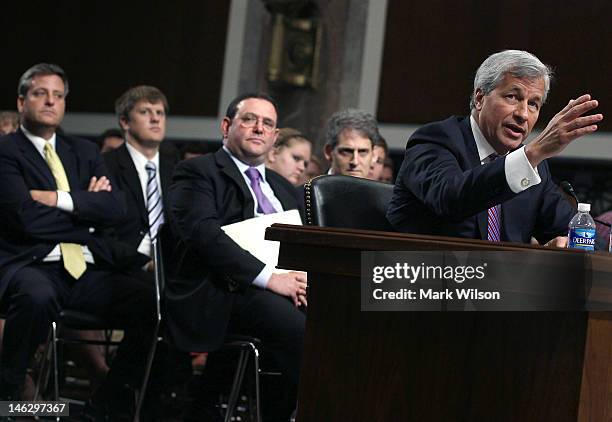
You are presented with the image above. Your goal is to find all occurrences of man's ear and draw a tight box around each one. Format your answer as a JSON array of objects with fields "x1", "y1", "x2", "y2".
[
  {"x1": 220, "y1": 117, "x2": 231, "y2": 139},
  {"x1": 16, "y1": 96, "x2": 24, "y2": 113},
  {"x1": 119, "y1": 116, "x2": 130, "y2": 131},
  {"x1": 323, "y1": 144, "x2": 333, "y2": 161},
  {"x1": 474, "y1": 89, "x2": 485, "y2": 110},
  {"x1": 267, "y1": 148, "x2": 277, "y2": 163}
]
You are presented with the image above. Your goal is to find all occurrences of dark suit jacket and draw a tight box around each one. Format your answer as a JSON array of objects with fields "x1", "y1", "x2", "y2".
[
  {"x1": 0, "y1": 129, "x2": 126, "y2": 301},
  {"x1": 166, "y1": 148, "x2": 301, "y2": 351},
  {"x1": 386, "y1": 116, "x2": 575, "y2": 243},
  {"x1": 103, "y1": 143, "x2": 177, "y2": 269}
]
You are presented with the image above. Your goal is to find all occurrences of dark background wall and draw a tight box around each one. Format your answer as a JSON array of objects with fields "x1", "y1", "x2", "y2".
[
  {"x1": 0, "y1": 2, "x2": 229, "y2": 117},
  {"x1": 2, "y1": 1, "x2": 611, "y2": 214},
  {"x1": 378, "y1": 0, "x2": 612, "y2": 130}
]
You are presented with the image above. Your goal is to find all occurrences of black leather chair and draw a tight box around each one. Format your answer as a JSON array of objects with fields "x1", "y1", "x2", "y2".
[{"x1": 304, "y1": 175, "x2": 395, "y2": 231}]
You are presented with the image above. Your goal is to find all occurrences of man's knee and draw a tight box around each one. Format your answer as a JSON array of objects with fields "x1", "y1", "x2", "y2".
[{"x1": 10, "y1": 276, "x2": 59, "y2": 314}]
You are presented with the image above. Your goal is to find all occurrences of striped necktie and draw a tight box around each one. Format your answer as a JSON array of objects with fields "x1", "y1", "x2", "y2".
[
  {"x1": 487, "y1": 204, "x2": 502, "y2": 242},
  {"x1": 43, "y1": 142, "x2": 87, "y2": 279},
  {"x1": 485, "y1": 153, "x2": 501, "y2": 242},
  {"x1": 145, "y1": 161, "x2": 164, "y2": 239}
]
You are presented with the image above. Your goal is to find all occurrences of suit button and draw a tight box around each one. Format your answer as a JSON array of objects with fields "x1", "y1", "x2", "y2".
[
  {"x1": 32, "y1": 256, "x2": 37, "y2": 260},
  {"x1": 139, "y1": 230, "x2": 145, "y2": 236},
  {"x1": 89, "y1": 227, "x2": 95, "y2": 233}
]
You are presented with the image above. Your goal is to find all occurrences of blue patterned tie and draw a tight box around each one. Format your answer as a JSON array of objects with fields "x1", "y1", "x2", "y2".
[{"x1": 146, "y1": 161, "x2": 164, "y2": 239}]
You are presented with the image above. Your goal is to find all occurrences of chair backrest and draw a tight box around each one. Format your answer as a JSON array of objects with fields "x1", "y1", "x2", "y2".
[{"x1": 304, "y1": 175, "x2": 395, "y2": 231}]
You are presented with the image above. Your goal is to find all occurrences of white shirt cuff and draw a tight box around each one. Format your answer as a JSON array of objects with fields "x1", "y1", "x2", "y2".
[
  {"x1": 252, "y1": 264, "x2": 274, "y2": 289},
  {"x1": 504, "y1": 146, "x2": 541, "y2": 193},
  {"x1": 56, "y1": 191, "x2": 74, "y2": 212}
]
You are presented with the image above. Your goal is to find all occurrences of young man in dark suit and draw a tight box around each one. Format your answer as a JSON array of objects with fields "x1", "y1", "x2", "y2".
[
  {"x1": 167, "y1": 93, "x2": 306, "y2": 421},
  {"x1": 104, "y1": 85, "x2": 177, "y2": 272},
  {"x1": 103, "y1": 86, "x2": 189, "y2": 415},
  {"x1": 0, "y1": 63, "x2": 155, "y2": 418},
  {"x1": 387, "y1": 50, "x2": 603, "y2": 245}
]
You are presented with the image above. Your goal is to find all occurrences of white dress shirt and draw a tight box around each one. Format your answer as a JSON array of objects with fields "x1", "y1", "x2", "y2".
[
  {"x1": 125, "y1": 141, "x2": 161, "y2": 259},
  {"x1": 223, "y1": 146, "x2": 284, "y2": 288},
  {"x1": 469, "y1": 115, "x2": 541, "y2": 192}
]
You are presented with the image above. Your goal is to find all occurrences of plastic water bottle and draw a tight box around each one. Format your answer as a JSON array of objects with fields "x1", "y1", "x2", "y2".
[{"x1": 567, "y1": 203, "x2": 596, "y2": 251}]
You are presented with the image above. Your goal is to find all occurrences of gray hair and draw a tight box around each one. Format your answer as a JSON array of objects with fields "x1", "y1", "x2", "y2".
[
  {"x1": 470, "y1": 50, "x2": 552, "y2": 110},
  {"x1": 18, "y1": 63, "x2": 69, "y2": 97},
  {"x1": 325, "y1": 108, "x2": 381, "y2": 149}
]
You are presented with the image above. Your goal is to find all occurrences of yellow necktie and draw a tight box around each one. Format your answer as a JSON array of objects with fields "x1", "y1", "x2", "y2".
[{"x1": 43, "y1": 142, "x2": 86, "y2": 279}]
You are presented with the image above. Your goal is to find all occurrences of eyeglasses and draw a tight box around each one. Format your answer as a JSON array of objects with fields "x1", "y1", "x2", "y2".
[{"x1": 237, "y1": 113, "x2": 276, "y2": 132}]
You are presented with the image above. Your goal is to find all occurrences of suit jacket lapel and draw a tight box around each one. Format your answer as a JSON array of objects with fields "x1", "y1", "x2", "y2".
[
  {"x1": 266, "y1": 173, "x2": 292, "y2": 211},
  {"x1": 117, "y1": 145, "x2": 147, "y2": 222},
  {"x1": 460, "y1": 117, "x2": 488, "y2": 240},
  {"x1": 159, "y1": 153, "x2": 175, "y2": 215},
  {"x1": 215, "y1": 148, "x2": 254, "y2": 220},
  {"x1": 15, "y1": 129, "x2": 55, "y2": 188},
  {"x1": 55, "y1": 135, "x2": 80, "y2": 191}
]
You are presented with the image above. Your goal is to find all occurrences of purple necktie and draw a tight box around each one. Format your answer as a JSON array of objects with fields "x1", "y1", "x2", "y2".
[
  {"x1": 485, "y1": 153, "x2": 501, "y2": 242},
  {"x1": 245, "y1": 167, "x2": 277, "y2": 214},
  {"x1": 487, "y1": 205, "x2": 501, "y2": 242}
]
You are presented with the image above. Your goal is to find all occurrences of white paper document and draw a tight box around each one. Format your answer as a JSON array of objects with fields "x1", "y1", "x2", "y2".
[{"x1": 221, "y1": 209, "x2": 302, "y2": 269}]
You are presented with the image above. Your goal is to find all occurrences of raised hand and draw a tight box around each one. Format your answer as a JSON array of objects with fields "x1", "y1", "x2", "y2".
[{"x1": 525, "y1": 94, "x2": 603, "y2": 167}]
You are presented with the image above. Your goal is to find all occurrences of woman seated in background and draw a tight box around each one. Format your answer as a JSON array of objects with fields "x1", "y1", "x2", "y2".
[{"x1": 266, "y1": 127, "x2": 312, "y2": 186}]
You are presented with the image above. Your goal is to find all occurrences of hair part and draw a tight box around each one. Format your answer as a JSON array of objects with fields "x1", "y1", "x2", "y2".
[
  {"x1": 115, "y1": 85, "x2": 169, "y2": 124},
  {"x1": 324, "y1": 108, "x2": 381, "y2": 149},
  {"x1": 225, "y1": 92, "x2": 278, "y2": 120},
  {"x1": 372, "y1": 135, "x2": 388, "y2": 155},
  {"x1": 274, "y1": 127, "x2": 311, "y2": 150},
  {"x1": 98, "y1": 128, "x2": 123, "y2": 142},
  {"x1": 470, "y1": 50, "x2": 553, "y2": 110},
  {"x1": 18, "y1": 63, "x2": 69, "y2": 97}
]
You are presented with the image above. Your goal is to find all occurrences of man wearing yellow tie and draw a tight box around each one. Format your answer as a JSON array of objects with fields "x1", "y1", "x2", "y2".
[{"x1": 0, "y1": 63, "x2": 155, "y2": 418}]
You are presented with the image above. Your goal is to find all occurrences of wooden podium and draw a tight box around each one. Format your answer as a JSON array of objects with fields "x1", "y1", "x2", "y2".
[{"x1": 266, "y1": 224, "x2": 612, "y2": 422}]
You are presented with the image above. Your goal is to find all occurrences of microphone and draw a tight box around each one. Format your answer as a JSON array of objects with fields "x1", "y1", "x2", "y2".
[
  {"x1": 561, "y1": 181, "x2": 611, "y2": 228},
  {"x1": 560, "y1": 181, "x2": 580, "y2": 206}
]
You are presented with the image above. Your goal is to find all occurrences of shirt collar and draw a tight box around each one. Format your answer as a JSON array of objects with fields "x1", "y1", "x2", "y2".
[
  {"x1": 469, "y1": 115, "x2": 498, "y2": 163},
  {"x1": 125, "y1": 141, "x2": 159, "y2": 169},
  {"x1": 21, "y1": 125, "x2": 56, "y2": 156},
  {"x1": 223, "y1": 146, "x2": 267, "y2": 181}
]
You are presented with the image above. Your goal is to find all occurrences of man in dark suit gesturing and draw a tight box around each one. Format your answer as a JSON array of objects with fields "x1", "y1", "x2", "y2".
[
  {"x1": 387, "y1": 50, "x2": 603, "y2": 245},
  {"x1": 167, "y1": 93, "x2": 306, "y2": 420},
  {"x1": 0, "y1": 64, "x2": 154, "y2": 417}
]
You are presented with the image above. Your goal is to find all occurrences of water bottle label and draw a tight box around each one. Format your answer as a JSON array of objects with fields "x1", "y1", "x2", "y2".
[{"x1": 568, "y1": 228, "x2": 596, "y2": 250}]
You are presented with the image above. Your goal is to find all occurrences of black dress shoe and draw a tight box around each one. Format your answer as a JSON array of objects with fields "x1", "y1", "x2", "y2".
[
  {"x1": 0, "y1": 383, "x2": 21, "y2": 421},
  {"x1": 181, "y1": 398, "x2": 224, "y2": 422},
  {"x1": 0, "y1": 382, "x2": 20, "y2": 401},
  {"x1": 81, "y1": 398, "x2": 132, "y2": 422},
  {"x1": 81, "y1": 383, "x2": 135, "y2": 422}
]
